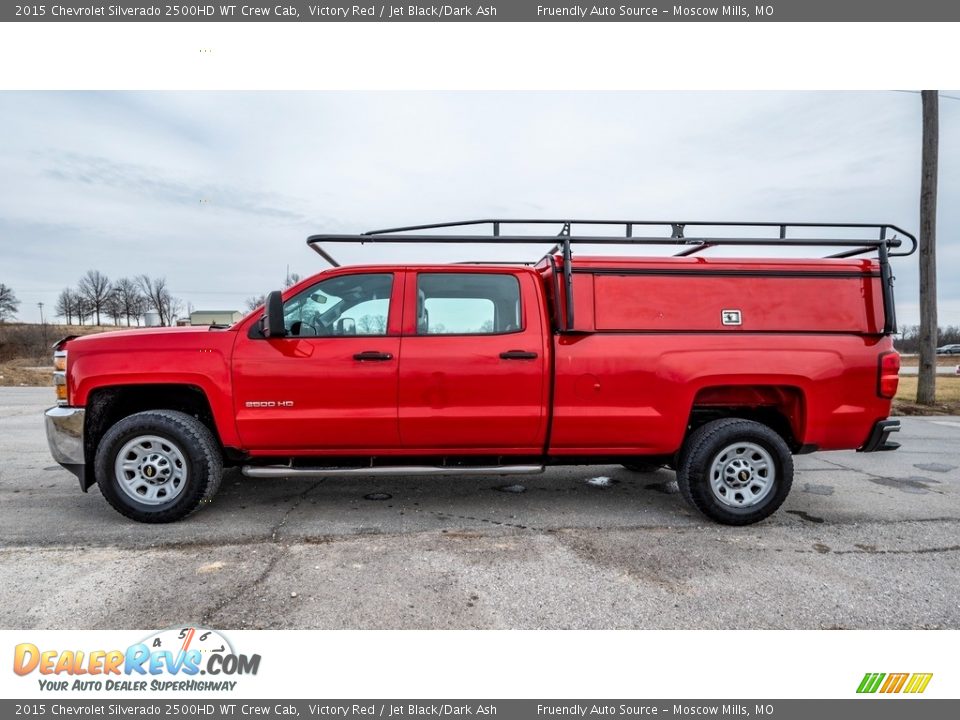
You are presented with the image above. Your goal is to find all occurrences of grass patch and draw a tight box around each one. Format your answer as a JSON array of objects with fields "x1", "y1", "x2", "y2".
[
  {"x1": 893, "y1": 375, "x2": 960, "y2": 416},
  {"x1": 899, "y1": 355, "x2": 960, "y2": 368},
  {"x1": 0, "y1": 359, "x2": 53, "y2": 387}
]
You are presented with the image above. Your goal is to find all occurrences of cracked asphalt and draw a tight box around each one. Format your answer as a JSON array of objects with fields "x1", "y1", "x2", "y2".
[{"x1": 1, "y1": 387, "x2": 959, "y2": 629}]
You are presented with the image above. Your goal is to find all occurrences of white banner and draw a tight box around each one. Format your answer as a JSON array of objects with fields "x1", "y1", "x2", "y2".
[{"x1": 3, "y1": 629, "x2": 956, "y2": 699}]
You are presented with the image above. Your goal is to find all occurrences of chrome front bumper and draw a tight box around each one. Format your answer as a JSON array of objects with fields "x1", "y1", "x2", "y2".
[{"x1": 45, "y1": 406, "x2": 85, "y2": 466}]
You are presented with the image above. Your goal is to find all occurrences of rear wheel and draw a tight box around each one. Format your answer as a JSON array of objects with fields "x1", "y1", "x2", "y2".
[
  {"x1": 95, "y1": 410, "x2": 222, "y2": 523},
  {"x1": 677, "y1": 418, "x2": 792, "y2": 526}
]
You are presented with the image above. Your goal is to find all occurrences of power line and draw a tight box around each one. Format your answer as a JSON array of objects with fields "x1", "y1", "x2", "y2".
[{"x1": 892, "y1": 90, "x2": 960, "y2": 102}]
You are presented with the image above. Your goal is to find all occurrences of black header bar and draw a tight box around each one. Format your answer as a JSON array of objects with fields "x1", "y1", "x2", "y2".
[{"x1": 5, "y1": 1, "x2": 960, "y2": 22}]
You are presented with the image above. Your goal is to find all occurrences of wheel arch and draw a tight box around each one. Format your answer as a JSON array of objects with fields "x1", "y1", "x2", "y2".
[
  {"x1": 687, "y1": 384, "x2": 807, "y2": 453},
  {"x1": 82, "y1": 384, "x2": 225, "y2": 490}
]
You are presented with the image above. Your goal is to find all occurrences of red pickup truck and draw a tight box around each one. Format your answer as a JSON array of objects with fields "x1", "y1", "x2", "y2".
[{"x1": 45, "y1": 219, "x2": 913, "y2": 525}]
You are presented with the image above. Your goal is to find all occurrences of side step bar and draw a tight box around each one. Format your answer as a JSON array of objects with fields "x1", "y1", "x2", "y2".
[{"x1": 241, "y1": 464, "x2": 545, "y2": 479}]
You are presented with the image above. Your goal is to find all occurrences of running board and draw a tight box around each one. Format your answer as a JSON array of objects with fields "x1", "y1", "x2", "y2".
[{"x1": 241, "y1": 464, "x2": 545, "y2": 479}]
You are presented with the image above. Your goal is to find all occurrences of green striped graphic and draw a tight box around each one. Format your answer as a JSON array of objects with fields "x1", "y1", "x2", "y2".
[{"x1": 857, "y1": 673, "x2": 886, "y2": 693}]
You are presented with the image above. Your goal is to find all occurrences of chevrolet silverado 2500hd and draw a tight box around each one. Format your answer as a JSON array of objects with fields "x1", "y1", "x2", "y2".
[{"x1": 45, "y1": 219, "x2": 913, "y2": 525}]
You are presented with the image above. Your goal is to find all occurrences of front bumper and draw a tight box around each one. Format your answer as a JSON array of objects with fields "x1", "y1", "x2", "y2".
[
  {"x1": 859, "y1": 419, "x2": 900, "y2": 453},
  {"x1": 45, "y1": 406, "x2": 88, "y2": 488}
]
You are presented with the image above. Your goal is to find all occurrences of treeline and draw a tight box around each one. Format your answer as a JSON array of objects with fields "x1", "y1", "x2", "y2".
[
  {"x1": 895, "y1": 325, "x2": 960, "y2": 353},
  {"x1": 55, "y1": 271, "x2": 183, "y2": 327},
  {"x1": 0, "y1": 282, "x2": 19, "y2": 323}
]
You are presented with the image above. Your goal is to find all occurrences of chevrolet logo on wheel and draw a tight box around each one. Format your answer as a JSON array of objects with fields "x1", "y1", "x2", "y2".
[{"x1": 857, "y1": 672, "x2": 933, "y2": 694}]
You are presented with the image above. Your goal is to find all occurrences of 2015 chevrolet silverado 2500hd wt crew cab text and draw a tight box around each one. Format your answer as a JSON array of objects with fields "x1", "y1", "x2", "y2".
[{"x1": 44, "y1": 219, "x2": 914, "y2": 525}]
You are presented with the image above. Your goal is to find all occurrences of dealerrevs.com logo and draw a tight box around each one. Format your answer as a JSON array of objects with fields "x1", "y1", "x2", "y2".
[
  {"x1": 857, "y1": 672, "x2": 933, "y2": 694},
  {"x1": 13, "y1": 627, "x2": 261, "y2": 692}
]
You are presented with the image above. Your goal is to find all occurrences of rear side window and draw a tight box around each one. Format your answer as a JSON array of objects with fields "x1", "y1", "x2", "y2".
[{"x1": 416, "y1": 273, "x2": 521, "y2": 335}]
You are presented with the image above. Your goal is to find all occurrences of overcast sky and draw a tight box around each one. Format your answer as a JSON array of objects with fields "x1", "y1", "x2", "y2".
[{"x1": 0, "y1": 91, "x2": 957, "y2": 327}]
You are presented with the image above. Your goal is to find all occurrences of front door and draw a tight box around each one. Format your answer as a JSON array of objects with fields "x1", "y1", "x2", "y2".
[
  {"x1": 232, "y1": 271, "x2": 403, "y2": 452},
  {"x1": 397, "y1": 270, "x2": 549, "y2": 453}
]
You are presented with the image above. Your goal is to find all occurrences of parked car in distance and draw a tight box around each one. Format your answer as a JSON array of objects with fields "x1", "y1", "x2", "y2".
[
  {"x1": 45, "y1": 219, "x2": 916, "y2": 526},
  {"x1": 936, "y1": 344, "x2": 960, "y2": 355}
]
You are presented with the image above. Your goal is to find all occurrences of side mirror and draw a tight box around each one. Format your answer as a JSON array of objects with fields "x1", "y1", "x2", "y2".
[
  {"x1": 336, "y1": 317, "x2": 356, "y2": 336},
  {"x1": 260, "y1": 290, "x2": 286, "y2": 338}
]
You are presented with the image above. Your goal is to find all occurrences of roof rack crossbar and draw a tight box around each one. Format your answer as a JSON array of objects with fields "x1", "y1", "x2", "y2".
[
  {"x1": 314, "y1": 218, "x2": 915, "y2": 256},
  {"x1": 352, "y1": 217, "x2": 913, "y2": 243},
  {"x1": 312, "y1": 233, "x2": 905, "y2": 248}
]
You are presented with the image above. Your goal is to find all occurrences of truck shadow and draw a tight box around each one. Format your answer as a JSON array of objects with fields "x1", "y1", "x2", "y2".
[{"x1": 207, "y1": 465, "x2": 703, "y2": 537}]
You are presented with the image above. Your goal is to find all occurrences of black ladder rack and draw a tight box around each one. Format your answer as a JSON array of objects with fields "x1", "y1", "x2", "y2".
[{"x1": 306, "y1": 219, "x2": 917, "y2": 335}]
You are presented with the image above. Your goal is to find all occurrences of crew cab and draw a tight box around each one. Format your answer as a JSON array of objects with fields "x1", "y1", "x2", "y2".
[{"x1": 45, "y1": 219, "x2": 914, "y2": 525}]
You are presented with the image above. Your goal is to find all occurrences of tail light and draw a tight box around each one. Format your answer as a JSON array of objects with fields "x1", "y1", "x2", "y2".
[
  {"x1": 878, "y1": 351, "x2": 900, "y2": 399},
  {"x1": 53, "y1": 349, "x2": 68, "y2": 406}
]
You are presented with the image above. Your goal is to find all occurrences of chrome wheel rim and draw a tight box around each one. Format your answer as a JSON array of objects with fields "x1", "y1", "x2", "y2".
[
  {"x1": 709, "y1": 441, "x2": 775, "y2": 508},
  {"x1": 114, "y1": 435, "x2": 188, "y2": 505}
]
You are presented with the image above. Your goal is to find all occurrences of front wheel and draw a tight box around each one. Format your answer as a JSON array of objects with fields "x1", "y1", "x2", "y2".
[
  {"x1": 676, "y1": 418, "x2": 793, "y2": 526},
  {"x1": 95, "y1": 410, "x2": 223, "y2": 523}
]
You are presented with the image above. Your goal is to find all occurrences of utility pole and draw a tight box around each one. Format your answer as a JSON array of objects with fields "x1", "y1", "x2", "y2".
[
  {"x1": 37, "y1": 301, "x2": 48, "y2": 348},
  {"x1": 917, "y1": 90, "x2": 939, "y2": 405}
]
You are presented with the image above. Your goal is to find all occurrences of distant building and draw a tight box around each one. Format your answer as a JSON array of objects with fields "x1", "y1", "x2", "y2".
[
  {"x1": 143, "y1": 310, "x2": 161, "y2": 327},
  {"x1": 189, "y1": 310, "x2": 243, "y2": 326}
]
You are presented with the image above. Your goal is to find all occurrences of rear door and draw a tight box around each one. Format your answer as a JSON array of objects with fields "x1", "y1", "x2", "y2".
[{"x1": 397, "y1": 269, "x2": 549, "y2": 452}]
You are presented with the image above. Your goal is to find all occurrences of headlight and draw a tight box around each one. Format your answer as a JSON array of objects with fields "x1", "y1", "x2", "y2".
[{"x1": 53, "y1": 350, "x2": 68, "y2": 405}]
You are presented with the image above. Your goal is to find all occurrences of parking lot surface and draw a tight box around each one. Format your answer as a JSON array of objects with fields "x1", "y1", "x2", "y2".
[{"x1": 1, "y1": 387, "x2": 958, "y2": 630}]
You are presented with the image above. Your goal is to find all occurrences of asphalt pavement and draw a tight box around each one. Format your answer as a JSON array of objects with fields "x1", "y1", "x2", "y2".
[{"x1": 1, "y1": 387, "x2": 958, "y2": 630}]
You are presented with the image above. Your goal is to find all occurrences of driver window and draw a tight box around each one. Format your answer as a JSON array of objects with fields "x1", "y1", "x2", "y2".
[{"x1": 282, "y1": 273, "x2": 393, "y2": 337}]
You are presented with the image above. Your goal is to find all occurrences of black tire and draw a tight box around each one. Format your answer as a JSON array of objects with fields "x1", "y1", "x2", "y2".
[
  {"x1": 621, "y1": 462, "x2": 663, "y2": 473},
  {"x1": 95, "y1": 410, "x2": 223, "y2": 523},
  {"x1": 676, "y1": 418, "x2": 793, "y2": 526}
]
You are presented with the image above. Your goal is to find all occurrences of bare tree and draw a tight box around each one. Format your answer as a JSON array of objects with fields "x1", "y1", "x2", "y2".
[
  {"x1": 168, "y1": 295, "x2": 184, "y2": 324},
  {"x1": 136, "y1": 275, "x2": 182, "y2": 326},
  {"x1": 0, "y1": 283, "x2": 19, "y2": 322},
  {"x1": 137, "y1": 275, "x2": 164, "y2": 325},
  {"x1": 356, "y1": 314, "x2": 387, "y2": 334},
  {"x1": 75, "y1": 293, "x2": 93, "y2": 325},
  {"x1": 917, "y1": 90, "x2": 939, "y2": 405},
  {"x1": 73, "y1": 294, "x2": 85, "y2": 325},
  {"x1": 104, "y1": 287, "x2": 125, "y2": 326},
  {"x1": 113, "y1": 277, "x2": 144, "y2": 326},
  {"x1": 246, "y1": 294, "x2": 266, "y2": 311},
  {"x1": 55, "y1": 288, "x2": 77, "y2": 325},
  {"x1": 129, "y1": 292, "x2": 148, "y2": 326},
  {"x1": 77, "y1": 270, "x2": 112, "y2": 326}
]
